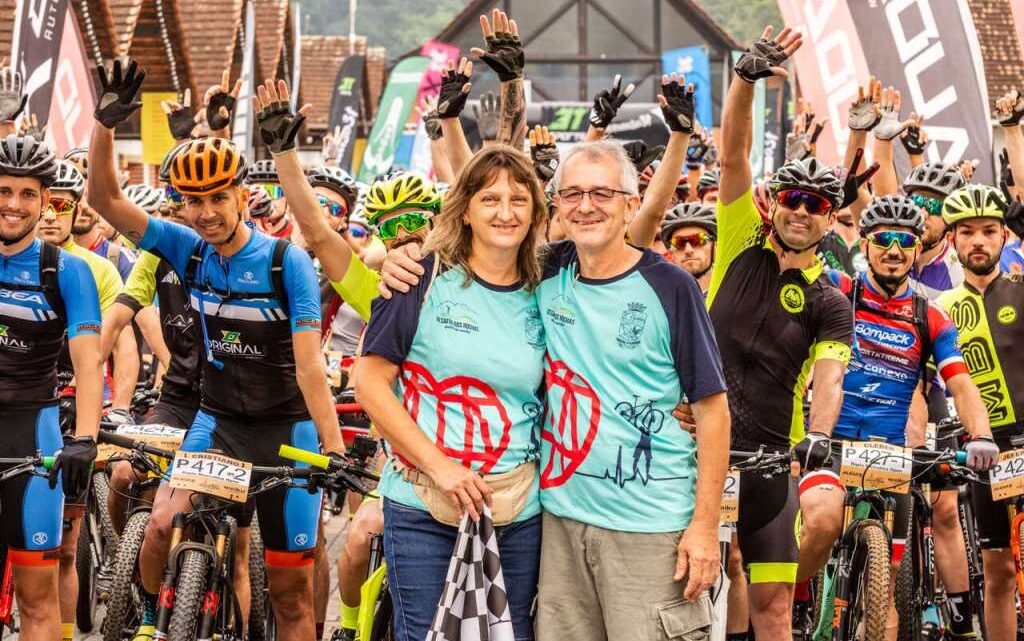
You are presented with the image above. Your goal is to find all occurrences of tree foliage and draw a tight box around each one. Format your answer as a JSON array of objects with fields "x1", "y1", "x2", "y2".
[
  {"x1": 692, "y1": 0, "x2": 784, "y2": 46},
  {"x1": 300, "y1": 0, "x2": 466, "y2": 58}
]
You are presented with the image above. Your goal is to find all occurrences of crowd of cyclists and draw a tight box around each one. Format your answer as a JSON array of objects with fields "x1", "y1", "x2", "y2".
[{"x1": 0, "y1": 7, "x2": 1023, "y2": 641}]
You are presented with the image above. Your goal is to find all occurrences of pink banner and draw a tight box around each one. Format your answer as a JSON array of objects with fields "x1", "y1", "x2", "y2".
[
  {"x1": 47, "y1": 7, "x2": 96, "y2": 155},
  {"x1": 1011, "y1": 0, "x2": 1024, "y2": 62},
  {"x1": 418, "y1": 40, "x2": 461, "y2": 102},
  {"x1": 775, "y1": 0, "x2": 871, "y2": 164}
]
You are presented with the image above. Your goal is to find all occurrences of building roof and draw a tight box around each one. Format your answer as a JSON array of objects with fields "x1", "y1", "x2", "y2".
[
  {"x1": 300, "y1": 35, "x2": 385, "y2": 131},
  {"x1": 178, "y1": 0, "x2": 244, "y2": 96},
  {"x1": 969, "y1": 0, "x2": 1024, "y2": 106},
  {"x1": 124, "y1": 0, "x2": 195, "y2": 94},
  {"x1": 254, "y1": 0, "x2": 289, "y2": 78},
  {"x1": 108, "y1": 0, "x2": 145, "y2": 54}
]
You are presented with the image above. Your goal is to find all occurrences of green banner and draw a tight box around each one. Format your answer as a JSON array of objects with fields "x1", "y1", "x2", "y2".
[{"x1": 358, "y1": 56, "x2": 430, "y2": 182}]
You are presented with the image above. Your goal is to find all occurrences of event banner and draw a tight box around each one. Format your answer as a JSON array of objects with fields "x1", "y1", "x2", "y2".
[
  {"x1": 777, "y1": 0, "x2": 993, "y2": 181},
  {"x1": 10, "y1": 0, "x2": 70, "y2": 128},
  {"x1": 661, "y1": 46, "x2": 712, "y2": 131},
  {"x1": 358, "y1": 56, "x2": 429, "y2": 182},
  {"x1": 326, "y1": 54, "x2": 365, "y2": 171},
  {"x1": 47, "y1": 5, "x2": 95, "y2": 154},
  {"x1": 418, "y1": 40, "x2": 460, "y2": 103},
  {"x1": 141, "y1": 92, "x2": 179, "y2": 165}
]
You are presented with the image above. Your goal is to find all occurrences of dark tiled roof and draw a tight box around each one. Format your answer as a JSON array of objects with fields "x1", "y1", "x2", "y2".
[
  {"x1": 969, "y1": 0, "x2": 1024, "y2": 106},
  {"x1": 178, "y1": 0, "x2": 244, "y2": 95},
  {"x1": 300, "y1": 35, "x2": 367, "y2": 130},
  {"x1": 254, "y1": 0, "x2": 289, "y2": 78}
]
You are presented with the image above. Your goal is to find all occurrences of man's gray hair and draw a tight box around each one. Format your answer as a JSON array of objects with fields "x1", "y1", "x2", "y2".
[{"x1": 552, "y1": 139, "x2": 639, "y2": 195}]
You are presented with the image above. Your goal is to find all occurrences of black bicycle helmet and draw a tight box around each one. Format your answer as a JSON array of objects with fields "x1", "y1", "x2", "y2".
[
  {"x1": 769, "y1": 157, "x2": 844, "y2": 210},
  {"x1": 697, "y1": 169, "x2": 720, "y2": 197},
  {"x1": 246, "y1": 159, "x2": 279, "y2": 184},
  {"x1": 859, "y1": 195, "x2": 925, "y2": 237},
  {"x1": 159, "y1": 141, "x2": 191, "y2": 184},
  {"x1": 660, "y1": 203, "x2": 717, "y2": 245},
  {"x1": 306, "y1": 165, "x2": 358, "y2": 210},
  {"x1": 903, "y1": 162, "x2": 965, "y2": 198},
  {"x1": 51, "y1": 160, "x2": 86, "y2": 199},
  {"x1": 0, "y1": 135, "x2": 58, "y2": 187}
]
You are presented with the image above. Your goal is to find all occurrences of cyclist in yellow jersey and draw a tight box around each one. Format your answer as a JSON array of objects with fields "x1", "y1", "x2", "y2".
[{"x1": 34, "y1": 159, "x2": 135, "y2": 641}]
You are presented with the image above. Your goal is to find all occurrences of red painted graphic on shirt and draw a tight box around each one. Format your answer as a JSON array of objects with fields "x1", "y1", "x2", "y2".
[
  {"x1": 400, "y1": 361, "x2": 512, "y2": 474},
  {"x1": 541, "y1": 355, "x2": 601, "y2": 488}
]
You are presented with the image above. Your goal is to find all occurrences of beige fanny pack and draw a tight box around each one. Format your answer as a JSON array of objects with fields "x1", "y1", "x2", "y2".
[{"x1": 395, "y1": 460, "x2": 537, "y2": 527}]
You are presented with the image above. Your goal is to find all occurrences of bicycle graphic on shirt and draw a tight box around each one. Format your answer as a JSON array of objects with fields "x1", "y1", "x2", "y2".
[{"x1": 576, "y1": 396, "x2": 687, "y2": 488}]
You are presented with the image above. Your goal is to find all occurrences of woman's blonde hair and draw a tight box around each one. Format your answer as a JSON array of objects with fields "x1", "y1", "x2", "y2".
[{"x1": 423, "y1": 145, "x2": 547, "y2": 291}]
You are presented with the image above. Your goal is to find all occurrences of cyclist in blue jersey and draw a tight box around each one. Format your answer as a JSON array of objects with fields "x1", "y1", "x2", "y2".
[
  {"x1": 799, "y1": 196, "x2": 994, "y2": 641},
  {"x1": 86, "y1": 59, "x2": 345, "y2": 641},
  {"x1": 0, "y1": 134, "x2": 102, "y2": 641}
]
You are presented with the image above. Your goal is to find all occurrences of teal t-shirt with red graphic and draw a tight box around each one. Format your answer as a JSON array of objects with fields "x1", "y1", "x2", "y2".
[
  {"x1": 361, "y1": 255, "x2": 545, "y2": 521},
  {"x1": 537, "y1": 242, "x2": 726, "y2": 533}
]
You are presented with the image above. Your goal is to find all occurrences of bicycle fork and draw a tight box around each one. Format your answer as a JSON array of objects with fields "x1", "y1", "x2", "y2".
[
  {"x1": 195, "y1": 518, "x2": 232, "y2": 641},
  {"x1": 153, "y1": 513, "x2": 189, "y2": 641}
]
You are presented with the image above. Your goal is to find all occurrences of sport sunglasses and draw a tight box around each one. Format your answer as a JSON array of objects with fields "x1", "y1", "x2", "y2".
[
  {"x1": 347, "y1": 225, "x2": 369, "y2": 239},
  {"x1": 909, "y1": 193, "x2": 944, "y2": 217},
  {"x1": 261, "y1": 183, "x2": 285, "y2": 200},
  {"x1": 376, "y1": 211, "x2": 432, "y2": 241},
  {"x1": 163, "y1": 184, "x2": 185, "y2": 208},
  {"x1": 867, "y1": 230, "x2": 920, "y2": 251},
  {"x1": 669, "y1": 232, "x2": 710, "y2": 250},
  {"x1": 776, "y1": 189, "x2": 832, "y2": 215},
  {"x1": 317, "y1": 195, "x2": 348, "y2": 219},
  {"x1": 47, "y1": 197, "x2": 77, "y2": 216}
]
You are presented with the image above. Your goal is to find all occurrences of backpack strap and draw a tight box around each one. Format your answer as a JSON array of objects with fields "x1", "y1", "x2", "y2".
[
  {"x1": 270, "y1": 238, "x2": 289, "y2": 316},
  {"x1": 912, "y1": 292, "x2": 933, "y2": 385},
  {"x1": 40, "y1": 242, "x2": 65, "y2": 321},
  {"x1": 183, "y1": 240, "x2": 205, "y2": 290}
]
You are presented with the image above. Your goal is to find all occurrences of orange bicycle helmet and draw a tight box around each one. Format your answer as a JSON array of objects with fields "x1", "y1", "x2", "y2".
[{"x1": 168, "y1": 137, "x2": 248, "y2": 196}]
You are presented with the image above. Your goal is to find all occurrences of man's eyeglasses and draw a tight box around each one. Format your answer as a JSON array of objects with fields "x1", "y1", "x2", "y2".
[
  {"x1": 909, "y1": 193, "x2": 943, "y2": 217},
  {"x1": 377, "y1": 211, "x2": 431, "y2": 241},
  {"x1": 317, "y1": 196, "x2": 348, "y2": 219},
  {"x1": 47, "y1": 197, "x2": 77, "y2": 217},
  {"x1": 866, "y1": 230, "x2": 920, "y2": 251},
  {"x1": 669, "y1": 232, "x2": 711, "y2": 250},
  {"x1": 556, "y1": 188, "x2": 631, "y2": 206},
  {"x1": 261, "y1": 183, "x2": 285, "y2": 200},
  {"x1": 348, "y1": 225, "x2": 369, "y2": 239},
  {"x1": 163, "y1": 185, "x2": 185, "y2": 208},
  {"x1": 775, "y1": 189, "x2": 832, "y2": 215}
]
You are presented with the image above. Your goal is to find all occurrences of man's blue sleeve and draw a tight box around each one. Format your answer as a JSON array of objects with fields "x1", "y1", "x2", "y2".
[
  {"x1": 283, "y1": 244, "x2": 323, "y2": 333},
  {"x1": 138, "y1": 217, "x2": 200, "y2": 276},
  {"x1": 58, "y1": 253, "x2": 102, "y2": 339}
]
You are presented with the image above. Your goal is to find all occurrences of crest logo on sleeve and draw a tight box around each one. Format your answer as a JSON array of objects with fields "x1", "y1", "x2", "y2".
[
  {"x1": 616, "y1": 303, "x2": 647, "y2": 349},
  {"x1": 780, "y1": 284, "x2": 805, "y2": 313},
  {"x1": 541, "y1": 356, "x2": 600, "y2": 488}
]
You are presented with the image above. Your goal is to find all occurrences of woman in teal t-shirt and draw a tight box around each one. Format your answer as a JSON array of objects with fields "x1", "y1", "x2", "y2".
[{"x1": 356, "y1": 146, "x2": 548, "y2": 641}]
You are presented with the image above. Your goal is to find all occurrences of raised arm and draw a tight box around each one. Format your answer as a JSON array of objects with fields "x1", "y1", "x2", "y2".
[
  {"x1": 871, "y1": 86, "x2": 912, "y2": 196},
  {"x1": 436, "y1": 58, "x2": 474, "y2": 177},
  {"x1": 87, "y1": 59, "x2": 150, "y2": 245},
  {"x1": 899, "y1": 113, "x2": 928, "y2": 169},
  {"x1": 421, "y1": 97, "x2": 454, "y2": 183},
  {"x1": 996, "y1": 90, "x2": 1024, "y2": 190},
  {"x1": 471, "y1": 9, "x2": 527, "y2": 149}
]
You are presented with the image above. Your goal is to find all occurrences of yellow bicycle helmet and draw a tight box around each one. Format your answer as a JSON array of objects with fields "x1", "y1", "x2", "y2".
[
  {"x1": 363, "y1": 172, "x2": 441, "y2": 225},
  {"x1": 941, "y1": 184, "x2": 1006, "y2": 227},
  {"x1": 168, "y1": 137, "x2": 248, "y2": 197}
]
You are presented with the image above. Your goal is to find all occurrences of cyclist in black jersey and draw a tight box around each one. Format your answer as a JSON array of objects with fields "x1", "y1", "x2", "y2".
[
  {"x1": 715, "y1": 27, "x2": 853, "y2": 641},
  {"x1": 0, "y1": 134, "x2": 103, "y2": 640},
  {"x1": 936, "y1": 184, "x2": 1024, "y2": 641}
]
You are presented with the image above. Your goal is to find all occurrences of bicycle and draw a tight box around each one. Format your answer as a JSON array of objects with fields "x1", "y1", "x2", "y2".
[
  {"x1": 712, "y1": 448, "x2": 792, "y2": 641},
  {"x1": 811, "y1": 440, "x2": 968, "y2": 641}
]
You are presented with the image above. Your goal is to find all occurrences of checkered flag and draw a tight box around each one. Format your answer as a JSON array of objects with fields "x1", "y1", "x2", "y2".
[{"x1": 425, "y1": 505, "x2": 515, "y2": 641}]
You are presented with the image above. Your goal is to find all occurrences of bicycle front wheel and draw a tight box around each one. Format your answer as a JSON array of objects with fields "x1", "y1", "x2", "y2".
[
  {"x1": 101, "y1": 511, "x2": 149, "y2": 641},
  {"x1": 842, "y1": 521, "x2": 890, "y2": 641},
  {"x1": 167, "y1": 550, "x2": 211, "y2": 641}
]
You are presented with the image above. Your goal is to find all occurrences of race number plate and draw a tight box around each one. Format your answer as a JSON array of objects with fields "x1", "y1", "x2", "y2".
[
  {"x1": 840, "y1": 441, "x2": 912, "y2": 494},
  {"x1": 326, "y1": 350, "x2": 344, "y2": 388},
  {"x1": 720, "y1": 470, "x2": 740, "y2": 523},
  {"x1": 169, "y1": 452, "x2": 252, "y2": 503},
  {"x1": 97, "y1": 423, "x2": 186, "y2": 462},
  {"x1": 990, "y1": 450, "x2": 1024, "y2": 501}
]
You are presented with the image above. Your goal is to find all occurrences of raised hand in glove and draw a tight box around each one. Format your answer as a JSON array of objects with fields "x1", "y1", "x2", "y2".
[
  {"x1": 0, "y1": 66, "x2": 26, "y2": 122},
  {"x1": 529, "y1": 125, "x2": 559, "y2": 182},
  {"x1": 473, "y1": 92, "x2": 501, "y2": 143},
  {"x1": 50, "y1": 436, "x2": 97, "y2": 497},
  {"x1": 848, "y1": 77, "x2": 882, "y2": 132},
  {"x1": 734, "y1": 26, "x2": 802, "y2": 84},
  {"x1": 659, "y1": 73, "x2": 696, "y2": 134},
  {"x1": 900, "y1": 112, "x2": 927, "y2": 156},
  {"x1": 205, "y1": 70, "x2": 242, "y2": 132},
  {"x1": 686, "y1": 129, "x2": 710, "y2": 169},
  {"x1": 161, "y1": 88, "x2": 197, "y2": 140},
  {"x1": 995, "y1": 89, "x2": 1024, "y2": 127},
  {"x1": 838, "y1": 147, "x2": 880, "y2": 209},
  {"x1": 792, "y1": 431, "x2": 831, "y2": 472},
  {"x1": 589, "y1": 74, "x2": 636, "y2": 129},
  {"x1": 470, "y1": 9, "x2": 525, "y2": 82},
  {"x1": 420, "y1": 96, "x2": 442, "y2": 141},
  {"x1": 437, "y1": 58, "x2": 472, "y2": 119},
  {"x1": 252, "y1": 79, "x2": 309, "y2": 156},
  {"x1": 95, "y1": 58, "x2": 146, "y2": 129},
  {"x1": 965, "y1": 436, "x2": 999, "y2": 472},
  {"x1": 874, "y1": 86, "x2": 912, "y2": 141}
]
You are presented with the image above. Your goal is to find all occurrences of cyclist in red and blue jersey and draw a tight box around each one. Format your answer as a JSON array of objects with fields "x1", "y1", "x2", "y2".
[
  {"x1": 801, "y1": 195, "x2": 994, "y2": 641},
  {"x1": 87, "y1": 59, "x2": 345, "y2": 641},
  {"x1": 0, "y1": 134, "x2": 103, "y2": 641}
]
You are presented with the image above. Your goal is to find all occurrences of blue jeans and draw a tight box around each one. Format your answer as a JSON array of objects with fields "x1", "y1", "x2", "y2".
[{"x1": 383, "y1": 498, "x2": 540, "y2": 641}]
